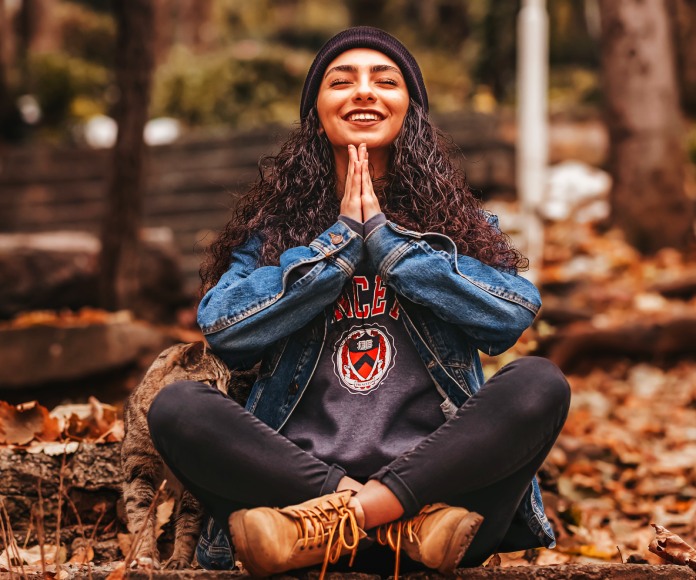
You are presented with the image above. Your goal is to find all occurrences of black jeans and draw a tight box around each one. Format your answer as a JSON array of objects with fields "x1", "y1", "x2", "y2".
[{"x1": 148, "y1": 356, "x2": 570, "y2": 572}]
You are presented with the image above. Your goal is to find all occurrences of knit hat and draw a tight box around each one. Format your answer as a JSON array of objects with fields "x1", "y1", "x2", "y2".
[{"x1": 300, "y1": 26, "x2": 428, "y2": 121}]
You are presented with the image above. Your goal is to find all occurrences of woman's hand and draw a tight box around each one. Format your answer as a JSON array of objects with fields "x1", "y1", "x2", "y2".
[
  {"x1": 340, "y1": 143, "x2": 382, "y2": 222},
  {"x1": 340, "y1": 144, "x2": 364, "y2": 222}
]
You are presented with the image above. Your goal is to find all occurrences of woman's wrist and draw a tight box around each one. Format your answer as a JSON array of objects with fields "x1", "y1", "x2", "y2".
[
  {"x1": 338, "y1": 214, "x2": 364, "y2": 237},
  {"x1": 363, "y1": 212, "x2": 386, "y2": 237}
]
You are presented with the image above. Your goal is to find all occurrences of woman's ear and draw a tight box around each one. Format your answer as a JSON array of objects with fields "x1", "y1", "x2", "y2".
[{"x1": 317, "y1": 125, "x2": 325, "y2": 135}]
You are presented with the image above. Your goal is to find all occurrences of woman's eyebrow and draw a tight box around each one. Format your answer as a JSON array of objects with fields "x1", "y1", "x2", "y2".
[{"x1": 324, "y1": 64, "x2": 403, "y2": 78}]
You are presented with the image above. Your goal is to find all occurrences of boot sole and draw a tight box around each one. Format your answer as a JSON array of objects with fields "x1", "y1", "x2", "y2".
[
  {"x1": 437, "y1": 512, "x2": 484, "y2": 575},
  {"x1": 229, "y1": 509, "x2": 272, "y2": 578}
]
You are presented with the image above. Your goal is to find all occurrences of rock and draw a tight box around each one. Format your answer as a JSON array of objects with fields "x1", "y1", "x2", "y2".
[
  {"x1": 0, "y1": 443, "x2": 123, "y2": 530},
  {"x1": 0, "y1": 311, "x2": 172, "y2": 388},
  {"x1": 535, "y1": 315, "x2": 696, "y2": 373},
  {"x1": 0, "y1": 229, "x2": 189, "y2": 322},
  {"x1": 18, "y1": 564, "x2": 696, "y2": 579},
  {"x1": 0, "y1": 231, "x2": 100, "y2": 318}
]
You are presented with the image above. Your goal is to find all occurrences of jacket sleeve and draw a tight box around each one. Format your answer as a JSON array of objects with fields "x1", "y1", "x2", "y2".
[
  {"x1": 364, "y1": 214, "x2": 541, "y2": 356},
  {"x1": 198, "y1": 220, "x2": 363, "y2": 368}
]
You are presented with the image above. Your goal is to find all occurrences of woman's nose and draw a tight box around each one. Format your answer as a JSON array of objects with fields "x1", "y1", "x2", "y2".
[{"x1": 352, "y1": 74, "x2": 376, "y2": 102}]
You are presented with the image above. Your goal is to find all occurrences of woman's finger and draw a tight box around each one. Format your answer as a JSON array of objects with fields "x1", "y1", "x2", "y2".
[
  {"x1": 343, "y1": 146, "x2": 354, "y2": 197},
  {"x1": 340, "y1": 145, "x2": 362, "y2": 221},
  {"x1": 357, "y1": 142, "x2": 366, "y2": 164},
  {"x1": 361, "y1": 157, "x2": 381, "y2": 221}
]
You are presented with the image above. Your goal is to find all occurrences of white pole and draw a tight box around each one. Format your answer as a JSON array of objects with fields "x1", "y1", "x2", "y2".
[{"x1": 516, "y1": 0, "x2": 549, "y2": 283}]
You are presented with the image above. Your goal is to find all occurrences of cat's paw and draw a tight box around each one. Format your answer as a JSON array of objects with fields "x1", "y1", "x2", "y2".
[{"x1": 164, "y1": 556, "x2": 190, "y2": 569}]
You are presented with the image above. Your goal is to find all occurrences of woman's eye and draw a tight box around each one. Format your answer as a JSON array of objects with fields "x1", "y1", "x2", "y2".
[
  {"x1": 329, "y1": 79, "x2": 351, "y2": 87},
  {"x1": 377, "y1": 78, "x2": 398, "y2": 86}
]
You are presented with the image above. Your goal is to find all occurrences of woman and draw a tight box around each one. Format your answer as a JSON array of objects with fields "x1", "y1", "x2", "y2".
[{"x1": 148, "y1": 26, "x2": 570, "y2": 578}]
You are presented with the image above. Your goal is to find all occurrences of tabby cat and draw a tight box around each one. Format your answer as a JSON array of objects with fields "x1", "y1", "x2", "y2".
[{"x1": 121, "y1": 341, "x2": 255, "y2": 569}]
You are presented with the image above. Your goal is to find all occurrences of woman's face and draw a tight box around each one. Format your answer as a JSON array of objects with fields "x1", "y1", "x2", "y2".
[{"x1": 316, "y1": 48, "x2": 410, "y2": 154}]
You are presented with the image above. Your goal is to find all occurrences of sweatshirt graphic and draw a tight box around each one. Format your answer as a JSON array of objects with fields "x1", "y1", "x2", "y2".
[{"x1": 331, "y1": 273, "x2": 400, "y2": 394}]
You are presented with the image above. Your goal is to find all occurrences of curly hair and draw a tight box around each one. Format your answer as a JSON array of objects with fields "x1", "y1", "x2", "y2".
[{"x1": 200, "y1": 102, "x2": 527, "y2": 294}]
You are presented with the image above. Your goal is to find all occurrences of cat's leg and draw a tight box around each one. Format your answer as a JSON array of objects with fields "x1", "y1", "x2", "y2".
[
  {"x1": 165, "y1": 489, "x2": 204, "y2": 569},
  {"x1": 121, "y1": 436, "x2": 162, "y2": 569}
]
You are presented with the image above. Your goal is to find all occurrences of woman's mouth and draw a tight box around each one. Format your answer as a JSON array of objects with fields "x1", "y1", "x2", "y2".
[{"x1": 344, "y1": 111, "x2": 384, "y2": 124}]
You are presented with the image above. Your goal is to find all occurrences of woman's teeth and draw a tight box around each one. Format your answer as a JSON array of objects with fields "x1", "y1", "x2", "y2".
[{"x1": 347, "y1": 113, "x2": 381, "y2": 121}]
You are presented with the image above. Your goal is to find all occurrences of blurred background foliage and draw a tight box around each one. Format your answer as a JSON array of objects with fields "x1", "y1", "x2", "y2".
[{"x1": 3, "y1": 0, "x2": 606, "y2": 140}]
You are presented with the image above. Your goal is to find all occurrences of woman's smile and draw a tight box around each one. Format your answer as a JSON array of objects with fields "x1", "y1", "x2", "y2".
[{"x1": 343, "y1": 109, "x2": 384, "y2": 125}]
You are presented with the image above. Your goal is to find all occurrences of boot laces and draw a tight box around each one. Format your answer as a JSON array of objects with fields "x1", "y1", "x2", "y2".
[
  {"x1": 289, "y1": 494, "x2": 361, "y2": 580},
  {"x1": 375, "y1": 507, "x2": 430, "y2": 580}
]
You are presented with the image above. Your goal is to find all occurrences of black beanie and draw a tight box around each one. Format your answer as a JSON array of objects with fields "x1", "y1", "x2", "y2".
[{"x1": 300, "y1": 26, "x2": 428, "y2": 121}]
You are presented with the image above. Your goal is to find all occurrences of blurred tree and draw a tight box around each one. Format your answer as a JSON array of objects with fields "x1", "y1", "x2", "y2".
[
  {"x1": 0, "y1": 0, "x2": 9, "y2": 132},
  {"x1": 99, "y1": 0, "x2": 155, "y2": 313},
  {"x1": 476, "y1": 0, "x2": 518, "y2": 101},
  {"x1": 669, "y1": 0, "x2": 696, "y2": 116},
  {"x1": 599, "y1": 0, "x2": 692, "y2": 253},
  {"x1": 345, "y1": 0, "x2": 387, "y2": 28},
  {"x1": 549, "y1": 0, "x2": 599, "y2": 67}
]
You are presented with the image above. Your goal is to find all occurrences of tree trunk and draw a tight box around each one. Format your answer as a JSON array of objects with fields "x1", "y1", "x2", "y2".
[
  {"x1": 599, "y1": 0, "x2": 692, "y2": 253},
  {"x1": 345, "y1": 0, "x2": 386, "y2": 28},
  {"x1": 669, "y1": 0, "x2": 696, "y2": 115},
  {"x1": 0, "y1": 0, "x2": 9, "y2": 129},
  {"x1": 99, "y1": 0, "x2": 155, "y2": 312}
]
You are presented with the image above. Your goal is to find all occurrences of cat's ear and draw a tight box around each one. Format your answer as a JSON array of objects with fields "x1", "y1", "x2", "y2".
[{"x1": 178, "y1": 341, "x2": 206, "y2": 368}]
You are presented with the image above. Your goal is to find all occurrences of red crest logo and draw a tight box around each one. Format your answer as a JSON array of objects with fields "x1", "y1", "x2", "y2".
[{"x1": 333, "y1": 325, "x2": 396, "y2": 394}]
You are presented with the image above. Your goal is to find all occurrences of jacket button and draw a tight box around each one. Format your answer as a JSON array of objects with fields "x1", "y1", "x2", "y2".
[
  {"x1": 289, "y1": 382, "x2": 299, "y2": 395},
  {"x1": 329, "y1": 233, "x2": 343, "y2": 245}
]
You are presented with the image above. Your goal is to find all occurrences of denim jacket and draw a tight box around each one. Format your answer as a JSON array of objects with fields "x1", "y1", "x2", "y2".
[{"x1": 195, "y1": 215, "x2": 553, "y2": 569}]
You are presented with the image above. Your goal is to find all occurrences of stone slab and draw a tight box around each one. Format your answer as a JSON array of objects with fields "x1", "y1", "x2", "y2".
[
  {"x1": 0, "y1": 315, "x2": 171, "y2": 388},
  {"x1": 15, "y1": 563, "x2": 696, "y2": 579}
]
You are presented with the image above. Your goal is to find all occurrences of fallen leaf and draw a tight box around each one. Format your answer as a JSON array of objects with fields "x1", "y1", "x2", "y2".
[
  {"x1": 68, "y1": 544, "x2": 94, "y2": 564},
  {"x1": 649, "y1": 523, "x2": 696, "y2": 570},
  {"x1": 0, "y1": 401, "x2": 61, "y2": 444},
  {"x1": 117, "y1": 533, "x2": 131, "y2": 557},
  {"x1": 0, "y1": 543, "x2": 64, "y2": 568},
  {"x1": 155, "y1": 497, "x2": 175, "y2": 539},
  {"x1": 534, "y1": 548, "x2": 571, "y2": 565},
  {"x1": 483, "y1": 553, "x2": 501, "y2": 567},
  {"x1": 106, "y1": 562, "x2": 126, "y2": 580},
  {"x1": 496, "y1": 550, "x2": 531, "y2": 567},
  {"x1": 25, "y1": 441, "x2": 80, "y2": 455}
]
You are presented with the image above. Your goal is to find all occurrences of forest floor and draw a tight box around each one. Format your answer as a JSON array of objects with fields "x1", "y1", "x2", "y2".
[{"x1": 2, "y1": 219, "x2": 696, "y2": 578}]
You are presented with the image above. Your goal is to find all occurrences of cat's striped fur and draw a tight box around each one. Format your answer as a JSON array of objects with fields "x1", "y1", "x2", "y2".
[{"x1": 121, "y1": 341, "x2": 254, "y2": 569}]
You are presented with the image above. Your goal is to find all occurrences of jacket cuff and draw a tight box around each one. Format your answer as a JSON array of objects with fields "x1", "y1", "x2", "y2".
[
  {"x1": 364, "y1": 221, "x2": 415, "y2": 279},
  {"x1": 338, "y1": 215, "x2": 364, "y2": 237},
  {"x1": 363, "y1": 212, "x2": 386, "y2": 237},
  {"x1": 309, "y1": 220, "x2": 364, "y2": 276}
]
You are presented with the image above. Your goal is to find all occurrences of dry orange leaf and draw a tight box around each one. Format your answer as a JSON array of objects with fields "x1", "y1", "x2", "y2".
[
  {"x1": 649, "y1": 523, "x2": 696, "y2": 570},
  {"x1": 0, "y1": 400, "x2": 61, "y2": 445},
  {"x1": 106, "y1": 562, "x2": 126, "y2": 580},
  {"x1": 68, "y1": 544, "x2": 94, "y2": 564}
]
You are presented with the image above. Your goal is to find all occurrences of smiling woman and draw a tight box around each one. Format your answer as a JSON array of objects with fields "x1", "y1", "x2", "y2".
[{"x1": 146, "y1": 26, "x2": 570, "y2": 579}]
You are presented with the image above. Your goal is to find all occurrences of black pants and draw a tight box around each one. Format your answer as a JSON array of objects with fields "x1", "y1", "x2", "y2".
[{"x1": 148, "y1": 356, "x2": 570, "y2": 572}]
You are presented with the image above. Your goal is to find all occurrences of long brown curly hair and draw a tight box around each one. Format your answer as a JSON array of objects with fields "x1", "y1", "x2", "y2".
[{"x1": 200, "y1": 102, "x2": 527, "y2": 294}]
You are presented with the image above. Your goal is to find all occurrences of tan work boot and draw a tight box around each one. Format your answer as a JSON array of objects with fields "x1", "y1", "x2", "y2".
[
  {"x1": 228, "y1": 490, "x2": 367, "y2": 578},
  {"x1": 376, "y1": 503, "x2": 483, "y2": 578}
]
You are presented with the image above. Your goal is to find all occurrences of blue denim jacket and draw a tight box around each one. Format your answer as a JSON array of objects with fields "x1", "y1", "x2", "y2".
[{"x1": 195, "y1": 215, "x2": 553, "y2": 569}]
